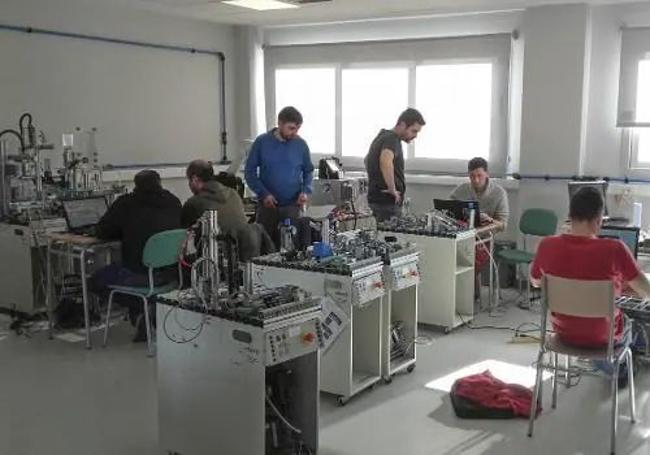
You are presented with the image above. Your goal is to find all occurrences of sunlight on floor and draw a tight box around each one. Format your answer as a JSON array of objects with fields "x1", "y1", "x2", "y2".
[{"x1": 425, "y1": 359, "x2": 553, "y2": 392}]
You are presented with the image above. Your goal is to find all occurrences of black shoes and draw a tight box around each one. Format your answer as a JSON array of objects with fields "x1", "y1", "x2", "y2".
[{"x1": 132, "y1": 315, "x2": 147, "y2": 343}]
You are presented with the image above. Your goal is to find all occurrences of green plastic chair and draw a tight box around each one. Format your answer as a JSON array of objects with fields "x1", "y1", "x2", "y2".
[
  {"x1": 497, "y1": 209, "x2": 558, "y2": 306},
  {"x1": 102, "y1": 229, "x2": 186, "y2": 356}
]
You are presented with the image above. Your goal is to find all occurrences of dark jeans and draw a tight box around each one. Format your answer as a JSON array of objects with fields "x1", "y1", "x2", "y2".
[
  {"x1": 369, "y1": 203, "x2": 402, "y2": 222},
  {"x1": 90, "y1": 264, "x2": 174, "y2": 319},
  {"x1": 592, "y1": 318, "x2": 633, "y2": 376},
  {"x1": 256, "y1": 204, "x2": 301, "y2": 249}
]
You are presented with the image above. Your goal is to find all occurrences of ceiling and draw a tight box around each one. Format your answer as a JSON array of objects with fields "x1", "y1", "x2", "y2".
[{"x1": 81, "y1": 0, "x2": 644, "y2": 26}]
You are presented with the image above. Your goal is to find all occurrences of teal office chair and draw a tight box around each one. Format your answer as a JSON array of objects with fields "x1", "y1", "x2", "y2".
[
  {"x1": 102, "y1": 229, "x2": 186, "y2": 357},
  {"x1": 497, "y1": 209, "x2": 558, "y2": 307}
]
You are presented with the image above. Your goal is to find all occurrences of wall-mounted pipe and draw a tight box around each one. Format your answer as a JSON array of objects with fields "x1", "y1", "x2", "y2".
[
  {"x1": 403, "y1": 169, "x2": 650, "y2": 186},
  {"x1": 0, "y1": 22, "x2": 230, "y2": 164}
]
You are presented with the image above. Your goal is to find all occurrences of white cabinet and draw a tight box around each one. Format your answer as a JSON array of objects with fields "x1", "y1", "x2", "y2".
[{"x1": 393, "y1": 231, "x2": 475, "y2": 332}]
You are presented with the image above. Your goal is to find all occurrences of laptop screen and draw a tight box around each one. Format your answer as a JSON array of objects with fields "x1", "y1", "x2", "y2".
[
  {"x1": 599, "y1": 226, "x2": 640, "y2": 259},
  {"x1": 433, "y1": 199, "x2": 481, "y2": 227},
  {"x1": 62, "y1": 197, "x2": 108, "y2": 230}
]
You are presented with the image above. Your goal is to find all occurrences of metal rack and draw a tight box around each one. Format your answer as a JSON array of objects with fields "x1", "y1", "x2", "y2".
[
  {"x1": 381, "y1": 247, "x2": 420, "y2": 381},
  {"x1": 379, "y1": 214, "x2": 475, "y2": 332},
  {"x1": 157, "y1": 212, "x2": 323, "y2": 455},
  {"x1": 251, "y1": 255, "x2": 385, "y2": 405},
  {"x1": 157, "y1": 290, "x2": 322, "y2": 455}
]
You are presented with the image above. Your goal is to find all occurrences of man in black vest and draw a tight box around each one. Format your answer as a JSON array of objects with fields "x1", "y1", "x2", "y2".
[
  {"x1": 365, "y1": 108, "x2": 426, "y2": 222},
  {"x1": 92, "y1": 170, "x2": 181, "y2": 341}
]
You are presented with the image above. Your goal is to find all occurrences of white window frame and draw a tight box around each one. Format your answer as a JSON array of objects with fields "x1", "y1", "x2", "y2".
[
  {"x1": 265, "y1": 35, "x2": 511, "y2": 174},
  {"x1": 266, "y1": 63, "x2": 338, "y2": 160},
  {"x1": 408, "y1": 57, "x2": 502, "y2": 174},
  {"x1": 338, "y1": 61, "x2": 411, "y2": 168},
  {"x1": 271, "y1": 64, "x2": 338, "y2": 158},
  {"x1": 625, "y1": 128, "x2": 650, "y2": 174}
]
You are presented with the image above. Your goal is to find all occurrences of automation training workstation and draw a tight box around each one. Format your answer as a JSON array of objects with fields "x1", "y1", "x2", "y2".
[{"x1": 4, "y1": 1, "x2": 650, "y2": 455}]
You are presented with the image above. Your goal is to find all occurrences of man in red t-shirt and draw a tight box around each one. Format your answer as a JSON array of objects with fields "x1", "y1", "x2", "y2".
[{"x1": 530, "y1": 187, "x2": 650, "y2": 348}]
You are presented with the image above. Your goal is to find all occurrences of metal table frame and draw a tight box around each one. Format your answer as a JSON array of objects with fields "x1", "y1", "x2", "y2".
[
  {"x1": 45, "y1": 236, "x2": 119, "y2": 349},
  {"x1": 475, "y1": 228, "x2": 497, "y2": 311}
]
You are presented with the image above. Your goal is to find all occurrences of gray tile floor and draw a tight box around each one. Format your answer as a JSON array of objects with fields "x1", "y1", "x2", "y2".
[{"x1": 0, "y1": 303, "x2": 648, "y2": 455}]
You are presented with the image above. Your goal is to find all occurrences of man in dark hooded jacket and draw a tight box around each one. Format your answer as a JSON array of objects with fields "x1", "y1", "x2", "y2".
[
  {"x1": 181, "y1": 160, "x2": 275, "y2": 260},
  {"x1": 91, "y1": 170, "x2": 181, "y2": 341}
]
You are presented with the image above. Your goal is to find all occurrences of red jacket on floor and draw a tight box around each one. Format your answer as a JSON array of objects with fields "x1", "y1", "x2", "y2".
[{"x1": 451, "y1": 370, "x2": 540, "y2": 419}]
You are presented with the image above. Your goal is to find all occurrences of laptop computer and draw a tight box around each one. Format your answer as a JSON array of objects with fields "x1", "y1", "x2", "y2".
[
  {"x1": 599, "y1": 225, "x2": 640, "y2": 259},
  {"x1": 433, "y1": 199, "x2": 481, "y2": 228},
  {"x1": 61, "y1": 197, "x2": 108, "y2": 235}
]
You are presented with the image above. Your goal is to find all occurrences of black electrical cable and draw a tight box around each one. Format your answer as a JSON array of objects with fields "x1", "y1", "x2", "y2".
[
  {"x1": 456, "y1": 312, "x2": 542, "y2": 333},
  {"x1": 0, "y1": 129, "x2": 25, "y2": 151},
  {"x1": 18, "y1": 112, "x2": 32, "y2": 128},
  {"x1": 162, "y1": 304, "x2": 206, "y2": 344}
]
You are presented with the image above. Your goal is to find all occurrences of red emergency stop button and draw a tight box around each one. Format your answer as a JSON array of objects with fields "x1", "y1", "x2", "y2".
[
  {"x1": 373, "y1": 281, "x2": 383, "y2": 288},
  {"x1": 302, "y1": 332, "x2": 316, "y2": 344},
  {"x1": 410, "y1": 271, "x2": 419, "y2": 277}
]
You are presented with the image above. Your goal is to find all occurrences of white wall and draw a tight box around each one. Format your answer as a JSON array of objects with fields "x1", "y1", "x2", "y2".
[
  {"x1": 519, "y1": 4, "x2": 590, "y2": 176},
  {"x1": 582, "y1": 2, "x2": 650, "y2": 227},
  {"x1": 0, "y1": 0, "x2": 237, "y2": 201},
  {"x1": 263, "y1": 10, "x2": 523, "y2": 46}
]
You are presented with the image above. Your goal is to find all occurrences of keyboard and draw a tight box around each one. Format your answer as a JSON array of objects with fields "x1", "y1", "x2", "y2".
[
  {"x1": 70, "y1": 226, "x2": 98, "y2": 237},
  {"x1": 616, "y1": 296, "x2": 650, "y2": 322}
]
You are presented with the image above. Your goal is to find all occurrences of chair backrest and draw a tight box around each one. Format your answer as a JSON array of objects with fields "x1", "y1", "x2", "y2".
[
  {"x1": 142, "y1": 229, "x2": 187, "y2": 269},
  {"x1": 519, "y1": 208, "x2": 558, "y2": 237},
  {"x1": 543, "y1": 274, "x2": 615, "y2": 319}
]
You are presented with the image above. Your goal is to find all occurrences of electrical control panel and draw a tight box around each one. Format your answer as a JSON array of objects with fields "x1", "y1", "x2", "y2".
[
  {"x1": 352, "y1": 271, "x2": 385, "y2": 306},
  {"x1": 377, "y1": 212, "x2": 473, "y2": 238},
  {"x1": 388, "y1": 261, "x2": 420, "y2": 291},
  {"x1": 265, "y1": 318, "x2": 322, "y2": 366}
]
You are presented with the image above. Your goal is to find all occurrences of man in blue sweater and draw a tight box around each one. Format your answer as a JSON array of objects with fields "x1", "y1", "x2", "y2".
[{"x1": 245, "y1": 106, "x2": 314, "y2": 246}]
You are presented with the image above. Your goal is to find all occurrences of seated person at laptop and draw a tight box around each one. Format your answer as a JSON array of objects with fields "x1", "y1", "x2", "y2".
[
  {"x1": 450, "y1": 157, "x2": 509, "y2": 274},
  {"x1": 181, "y1": 159, "x2": 274, "y2": 261},
  {"x1": 450, "y1": 157, "x2": 509, "y2": 230},
  {"x1": 530, "y1": 187, "x2": 650, "y2": 355},
  {"x1": 91, "y1": 170, "x2": 182, "y2": 342}
]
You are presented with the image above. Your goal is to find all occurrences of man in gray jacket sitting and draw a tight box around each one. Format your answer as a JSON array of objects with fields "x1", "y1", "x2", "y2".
[
  {"x1": 182, "y1": 159, "x2": 274, "y2": 260},
  {"x1": 450, "y1": 157, "x2": 509, "y2": 279},
  {"x1": 450, "y1": 157, "x2": 509, "y2": 231}
]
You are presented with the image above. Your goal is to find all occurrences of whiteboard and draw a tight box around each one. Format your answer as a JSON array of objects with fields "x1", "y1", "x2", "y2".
[{"x1": 0, "y1": 29, "x2": 222, "y2": 167}]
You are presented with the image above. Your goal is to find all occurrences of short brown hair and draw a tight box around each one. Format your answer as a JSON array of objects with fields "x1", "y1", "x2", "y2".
[
  {"x1": 397, "y1": 108, "x2": 426, "y2": 128},
  {"x1": 186, "y1": 159, "x2": 214, "y2": 182},
  {"x1": 278, "y1": 106, "x2": 303, "y2": 125},
  {"x1": 468, "y1": 157, "x2": 488, "y2": 172},
  {"x1": 569, "y1": 187, "x2": 604, "y2": 222}
]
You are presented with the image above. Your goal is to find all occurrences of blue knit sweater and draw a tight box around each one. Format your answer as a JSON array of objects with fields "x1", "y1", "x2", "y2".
[{"x1": 244, "y1": 129, "x2": 314, "y2": 206}]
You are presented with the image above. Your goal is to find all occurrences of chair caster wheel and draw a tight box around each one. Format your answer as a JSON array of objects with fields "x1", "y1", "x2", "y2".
[
  {"x1": 337, "y1": 396, "x2": 348, "y2": 406},
  {"x1": 407, "y1": 364, "x2": 416, "y2": 373}
]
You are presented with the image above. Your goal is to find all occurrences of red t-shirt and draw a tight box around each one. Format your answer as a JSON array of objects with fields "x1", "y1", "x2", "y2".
[{"x1": 530, "y1": 234, "x2": 641, "y2": 347}]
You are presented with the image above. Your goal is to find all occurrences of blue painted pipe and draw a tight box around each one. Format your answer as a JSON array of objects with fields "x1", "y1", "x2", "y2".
[{"x1": 0, "y1": 23, "x2": 223, "y2": 57}]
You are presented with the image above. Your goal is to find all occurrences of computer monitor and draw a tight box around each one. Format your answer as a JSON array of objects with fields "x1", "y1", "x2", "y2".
[
  {"x1": 433, "y1": 199, "x2": 480, "y2": 227},
  {"x1": 568, "y1": 180, "x2": 608, "y2": 217},
  {"x1": 62, "y1": 197, "x2": 108, "y2": 230},
  {"x1": 318, "y1": 158, "x2": 342, "y2": 180},
  {"x1": 599, "y1": 225, "x2": 640, "y2": 258}
]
